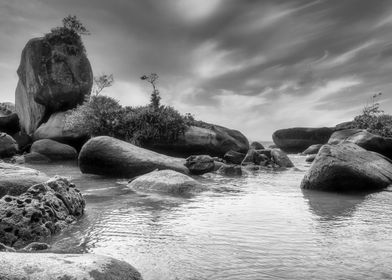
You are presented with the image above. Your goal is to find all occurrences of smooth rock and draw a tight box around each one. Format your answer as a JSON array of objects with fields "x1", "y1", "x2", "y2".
[
  {"x1": 79, "y1": 136, "x2": 189, "y2": 178},
  {"x1": 306, "y1": 154, "x2": 316, "y2": 163},
  {"x1": 24, "y1": 152, "x2": 51, "y2": 163},
  {"x1": 272, "y1": 127, "x2": 333, "y2": 153},
  {"x1": 128, "y1": 170, "x2": 204, "y2": 195},
  {"x1": 185, "y1": 155, "x2": 215, "y2": 175},
  {"x1": 328, "y1": 129, "x2": 392, "y2": 159},
  {"x1": 223, "y1": 150, "x2": 246, "y2": 164},
  {"x1": 0, "y1": 133, "x2": 18, "y2": 158},
  {"x1": 0, "y1": 103, "x2": 19, "y2": 134},
  {"x1": 34, "y1": 111, "x2": 89, "y2": 147},
  {"x1": 146, "y1": 124, "x2": 249, "y2": 157},
  {"x1": 250, "y1": 141, "x2": 265, "y2": 150},
  {"x1": 0, "y1": 162, "x2": 49, "y2": 198},
  {"x1": 302, "y1": 144, "x2": 323, "y2": 155},
  {"x1": 301, "y1": 143, "x2": 392, "y2": 192},
  {"x1": 31, "y1": 139, "x2": 77, "y2": 160},
  {"x1": 0, "y1": 177, "x2": 85, "y2": 247},
  {"x1": 0, "y1": 252, "x2": 142, "y2": 280},
  {"x1": 241, "y1": 149, "x2": 264, "y2": 165},
  {"x1": 271, "y1": 149, "x2": 294, "y2": 168}
]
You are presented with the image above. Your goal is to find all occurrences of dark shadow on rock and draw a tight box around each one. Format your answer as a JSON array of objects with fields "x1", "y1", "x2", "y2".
[{"x1": 301, "y1": 188, "x2": 370, "y2": 221}]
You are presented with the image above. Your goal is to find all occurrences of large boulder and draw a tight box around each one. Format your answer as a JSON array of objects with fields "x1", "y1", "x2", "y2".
[
  {"x1": 0, "y1": 103, "x2": 19, "y2": 135},
  {"x1": 128, "y1": 170, "x2": 204, "y2": 195},
  {"x1": 145, "y1": 124, "x2": 249, "y2": 157},
  {"x1": 0, "y1": 162, "x2": 49, "y2": 198},
  {"x1": 0, "y1": 253, "x2": 142, "y2": 280},
  {"x1": 328, "y1": 129, "x2": 392, "y2": 159},
  {"x1": 33, "y1": 111, "x2": 89, "y2": 148},
  {"x1": 272, "y1": 127, "x2": 333, "y2": 153},
  {"x1": 79, "y1": 136, "x2": 189, "y2": 178},
  {"x1": 0, "y1": 177, "x2": 85, "y2": 247},
  {"x1": 185, "y1": 155, "x2": 215, "y2": 175},
  {"x1": 30, "y1": 139, "x2": 77, "y2": 160},
  {"x1": 301, "y1": 143, "x2": 392, "y2": 192},
  {"x1": 0, "y1": 133, "x2": 18, "y2": 158}
]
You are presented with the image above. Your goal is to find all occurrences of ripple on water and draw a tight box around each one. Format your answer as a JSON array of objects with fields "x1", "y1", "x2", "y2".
[{"x1": 26, "y1": 156, "x2": 392, "y2": 280}]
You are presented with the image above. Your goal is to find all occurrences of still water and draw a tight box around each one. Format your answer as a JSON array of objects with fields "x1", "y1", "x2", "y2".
[{"x1": 27, "y1": 154, "x2": 392, "y2": 280}]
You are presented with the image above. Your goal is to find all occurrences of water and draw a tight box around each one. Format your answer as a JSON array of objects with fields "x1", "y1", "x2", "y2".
[{"x1": 26, "y1": 155, "x2": 392, "y2": 280}]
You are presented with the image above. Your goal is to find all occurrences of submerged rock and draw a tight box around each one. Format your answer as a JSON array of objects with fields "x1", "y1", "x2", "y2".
[
  {"x1": 0, "y1": 177, "x2": 85, "y2": 247},
  {"x1": 128, "y1": 170, "x2": 204, "y2": 195},
  {"x1": 30, "y1": 139, "x2": 77, "y2": 160},
  {"x1": 79, "y1": 136, "x2": 188, "y2": 178},
  {"x1": 0, "y1": 133, "x2": 18, "y2": 158},
  {"x1": 0, "y1": 252, "x2": 142, "y2": 280},
  {"x1": 301, "y1": 143, "x2": 392, "y2": 192},
  {"x1": 145, "y1": 124, "x2": 249, "y2": 157},
  {"x1": 0, "y1": 162, "x2": 49, "y2": 198},
  {"x1": 272, "y1": 127, "x2": 333, "y2": 153},
  {"x1": 185, "y1": 155, "x2": 215, "y2": 175},
  {"x1": 217, "y1": 165, "x2": 242, "y2": 176}
]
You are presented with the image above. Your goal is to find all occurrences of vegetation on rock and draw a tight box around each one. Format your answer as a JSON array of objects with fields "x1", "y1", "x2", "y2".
[{"x1": 351, "y1": 93, "x2": 392, "y2": 138}]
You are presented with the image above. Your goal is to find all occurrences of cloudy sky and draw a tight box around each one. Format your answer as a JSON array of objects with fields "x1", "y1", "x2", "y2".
[{"x1": 1, "y1": 0, "x2": 392, "y2": 140}]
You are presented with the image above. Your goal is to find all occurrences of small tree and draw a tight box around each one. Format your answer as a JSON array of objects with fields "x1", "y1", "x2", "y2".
[
  {"x1": 62, "y1": 15, "x2": 90, "y2": 36},
  {"x1": 93, "y1": 74, "x2": 114, "y2": 96},
  {"x1": 141, "y1": 73, "x2": 161, "y2": 110}
]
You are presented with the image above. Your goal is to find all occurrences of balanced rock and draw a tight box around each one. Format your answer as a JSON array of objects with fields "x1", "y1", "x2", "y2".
[
  {"x1": 128, "y1": 170, "x2": 204, "y2": 195},
  {"x1": 0, "y1": 177, "x2": 85, "y2": 247},
  {"x1": 31, "y1": 139, "x2": 77, "y2": 160},
  {"x1": 185, "y1": 155, "x2": 215, "y2": 175},
  {"x1": 145, "y1": 124, "x2": 249, "y2": 157},
  {"x1": 302, "y1": 144, "x2": 323, "y2": 155},
  {"x1": 272, "y1": 127, "x2": 333, "y2": 153},
  {"x1": 301, "y1": 143, "x2": 392, "y2": 192},
  {"x1": 0, "y1": 133, "x2": 18, "y2": 158},
  {"x1": 79, "y1": 136, "x2": 188, "y2": 178},
  {"x1": 0, "y1": 162, "x2": 49, "y2": 198},
  {"x1": 271, "y1": 149, "x2": 294, "y2": 168},
  {"x1": 0, "y1": 253, "x2": 142, "y2": 280}
]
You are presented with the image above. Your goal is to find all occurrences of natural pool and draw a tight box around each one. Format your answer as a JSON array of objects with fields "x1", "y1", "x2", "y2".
[{"x1": 27, "y1": 154, "x2": 392, "y2": 280}]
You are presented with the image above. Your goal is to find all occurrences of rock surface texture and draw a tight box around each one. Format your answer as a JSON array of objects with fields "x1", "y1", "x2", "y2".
[
  {"x1": 272, "y1": 127, "x2": 333, "y2": 153},
  {"x1": 328, "y1": 129, "x2": 392, "y2": 159},
  {"x1": 146, "y1": 124, "x2": 249, "y2": 157},
  {"x1": 128, "y1": 170, "x2": 204, "y2": 195},
  {"x1": 30, "y1": 139, "x2": 77, "y2": 160},
  {"x1": 15, "y1": 34, "x2": 93, "y2": 135},
  {"x1": 301, "y1": 143, "x2": 392, "y2": 192},
  {"x1": 79, "y1": 136, "x2": 189, "y2": 178},
  {"x1": 0, "y1": 252, "x2": 142, "y2": 280},
  {"x1": 0, "y1": 162, "x2": 49, "y2": 198},
  {"x1": 0, "y1": 177, "x2": 85, "y2": 247}
]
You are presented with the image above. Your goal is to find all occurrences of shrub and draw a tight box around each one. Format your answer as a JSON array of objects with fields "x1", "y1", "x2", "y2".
[{"x1": 351, "y1": 93, "x2": 392, "y2": 137}]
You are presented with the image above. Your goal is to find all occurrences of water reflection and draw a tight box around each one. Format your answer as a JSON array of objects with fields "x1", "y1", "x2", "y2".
[{"x1": 302, "y1": 189, "x2": 369, "y2": 221}]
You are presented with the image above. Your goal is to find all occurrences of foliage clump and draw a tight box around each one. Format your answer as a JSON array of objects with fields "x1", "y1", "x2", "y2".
[
  {"x1": 351, "y1": 92, "x2": 392, "y2": 138},
  {"x1": 44, "y1": 15, "x2": 89, "y2": 54}
]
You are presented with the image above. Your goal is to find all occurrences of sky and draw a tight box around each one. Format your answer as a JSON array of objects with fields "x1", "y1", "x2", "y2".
[{"x1": 1, "y1": 0, "x2": 392, "y2": 140}]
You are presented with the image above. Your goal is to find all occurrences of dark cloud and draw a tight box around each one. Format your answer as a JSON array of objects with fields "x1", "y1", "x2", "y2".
[{"x1": 0, "y1": 0, "x2": 392, "y2": 139}]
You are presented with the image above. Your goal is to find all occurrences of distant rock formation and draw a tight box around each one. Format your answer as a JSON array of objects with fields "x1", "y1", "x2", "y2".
[{"x1": 272, "y1": 127, "x2": 333, "y2": 153}]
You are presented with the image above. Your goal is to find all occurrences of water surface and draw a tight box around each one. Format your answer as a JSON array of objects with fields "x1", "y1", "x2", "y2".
[{"x1": 27, "y1": 155, "x2": 392, "y2": 280}]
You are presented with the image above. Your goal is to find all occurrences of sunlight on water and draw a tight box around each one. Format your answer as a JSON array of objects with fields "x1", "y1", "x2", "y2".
[{"x1": 27, "y1": 155, "x2": 392, "y2": 280}]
